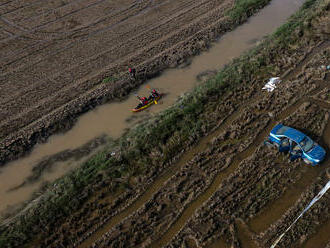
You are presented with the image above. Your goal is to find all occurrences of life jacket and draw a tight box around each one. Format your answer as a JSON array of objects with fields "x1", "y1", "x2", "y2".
[
  {"x1": 141, "y1": 97, "x2": 148, "y2": 104},
  {"x1": 151, "y1": 89, "x2": 158, "y2": 97}
]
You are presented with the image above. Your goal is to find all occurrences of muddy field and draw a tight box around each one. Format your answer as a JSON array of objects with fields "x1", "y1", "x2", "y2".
[
  {"x1": 1, "y1": 0, "x2": 330, "y2": 248},
  {"x1": 89, "y1": 51, "x2": 330, "y2": 248},
  {"x1": 0, "y1": 0, "x2": 251, "y2": 164},
  {"x1": 5, "y1": 2, "x2": 326, "y2": 246}
]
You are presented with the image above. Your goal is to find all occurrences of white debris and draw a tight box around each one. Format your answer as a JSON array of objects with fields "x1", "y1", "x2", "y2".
[{"x1": 262, "y1": 77, "x2": 281, "y2": 92}]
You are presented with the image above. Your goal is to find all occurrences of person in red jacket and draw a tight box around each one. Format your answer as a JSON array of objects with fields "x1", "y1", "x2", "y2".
[
  {"x1": 148, "y1": 89, "x2": 159, "y2": 100},
  {"x1": 139, "y1": 96, "x2": 148, "y2": 105},
  {"x1": 128, "y1": 67, "x2": 136, "y2": 80}
]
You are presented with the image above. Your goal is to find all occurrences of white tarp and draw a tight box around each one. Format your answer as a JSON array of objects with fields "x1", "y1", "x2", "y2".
[
  {"x1": 262, "y1": 77, "x2": 281, "y2": 92},
  {"x1": 271, "y1": 180, "x2": 330, "y2": 248}
]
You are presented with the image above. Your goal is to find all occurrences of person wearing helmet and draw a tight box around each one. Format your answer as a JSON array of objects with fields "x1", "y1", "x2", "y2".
[
  {"x1": 149, "y1": 89, "x2": 159, "y2": 100},
  {"x1": 136, "y1": 96, "x2": 148, "y2": 109},
  {"x1": 140, "y1": 96, "x2": 148, "y2": 105}
]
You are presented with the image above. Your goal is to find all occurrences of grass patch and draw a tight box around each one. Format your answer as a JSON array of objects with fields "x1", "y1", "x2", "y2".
[
  {"x1": 102, "y1": 75, "x2": 118, "y2": 83},
  {"x1": 227, "y1": 0, "x2": 271, "y2": 22}
]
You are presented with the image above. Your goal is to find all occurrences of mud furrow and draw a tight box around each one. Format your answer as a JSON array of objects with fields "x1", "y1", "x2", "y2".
[
  {"x1": 0, "y1": 0, "x2": 43, "y2": 15},
  {"x1": 0, "y1": 1, "x2": 231, "y2": 130},
  {"x1": 236, "y1": 219, "x2": 257, "y2": 248},
  {"x1": 248, "y1": 97, "x2": 330, "y2": 233},
  {"x1": 149, "y1": 88, "x2": 328, "y2": 247},
  {"x1": 89, "y1": 77, "x2": 328, "y2": 246},
  {"x1": 0, "y1": 0, "x2": 109, "y2": 43},
  {"x1": 0, "y1": 0, "x2": 195, "y2": 73},
  {"x1": 0, "y1": 0, "x2": 153, "y2": 62},
  {"x1": 303, "y1": 218, "x2": 330, "y2": 248},
  {"x1": 77, "y1": 97, "x2": 248, "y2": 248},
  {"x1": 0, "y1": 0, "x2": 208, "y2": 71},
  {"x1": 1, "y1": 0, "x2": 87, "y2": 24},
  {"x1": 248, "y1": 166, "x2": 326, "y2": 234},
  {"x1": 0, "y1": 1, "x2": 13, "y2": 7},
  {"x1": 20, "y1": 0, "x2": 94, "y2": 23}
]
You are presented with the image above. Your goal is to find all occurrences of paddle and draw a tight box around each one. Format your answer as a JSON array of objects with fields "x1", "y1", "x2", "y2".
[{"x1": 146, "y1": 85, "x2": 158, "y2": 104}]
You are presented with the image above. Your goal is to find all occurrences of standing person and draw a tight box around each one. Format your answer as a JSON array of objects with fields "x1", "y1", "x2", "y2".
[{"x1": 128, "y1": 67, "x2": 136, "y2": 80}]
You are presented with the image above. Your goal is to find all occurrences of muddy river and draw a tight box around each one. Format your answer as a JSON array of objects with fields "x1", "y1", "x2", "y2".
[{"x1": 0, "y1": 0, "x2": 304, "y2": 216}]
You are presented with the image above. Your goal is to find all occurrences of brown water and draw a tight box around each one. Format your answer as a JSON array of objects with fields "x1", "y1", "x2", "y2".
[
  {"x1": 0, "y1": 149, "x2": 100, "y2": 216},
  {"x1": 0, "y1": 0, "x2": 304, "y2": 217}
]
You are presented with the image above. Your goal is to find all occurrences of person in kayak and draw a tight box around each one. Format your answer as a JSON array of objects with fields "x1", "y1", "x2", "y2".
[
  {"x1": 148, "y1": 89, "x2": 159, "y2": 100},
  {"x1": 136, "y1": 96, "x2": 148, "y2": 109}
]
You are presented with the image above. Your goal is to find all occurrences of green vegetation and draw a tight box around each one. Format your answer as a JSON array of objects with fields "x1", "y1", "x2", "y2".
[
  {"x1": 102, "y1": 75, "x2": 118, "y2": 83},
  {"x1": 0, "y1": 0, "x2": 328, "y2": 247},
  {"x1": 228, "y1": 0, "x2": 271, "y2": 22}
]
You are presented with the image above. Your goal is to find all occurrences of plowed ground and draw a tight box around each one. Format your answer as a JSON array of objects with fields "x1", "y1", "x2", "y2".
[{"x1": 0, "y1": 0, "x2": 236, "y2": 164}]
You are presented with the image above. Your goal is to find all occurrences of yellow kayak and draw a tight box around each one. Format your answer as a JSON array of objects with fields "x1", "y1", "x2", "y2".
[{"x1": 132, "y1": 94, "x2": 162, "y2": 112}]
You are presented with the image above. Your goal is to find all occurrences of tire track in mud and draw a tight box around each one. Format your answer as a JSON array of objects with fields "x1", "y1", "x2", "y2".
[
  {"x1": 0, "y1": 0, "x2": 203, "y2": 80},
  {"x1": 245, "y1": 98, "x2": 330, "y2": 244},
  {"x1": 302, "y1": 218, "x2": 330, "y2": 248},
  {"x1": 83, "y1": 77, "x2": 328, "y2": 247},
  {"x1": 1, "y1": 0, "x2": 88, "y2": 22},
  {"x1": 20, "y1": 0, "x2": 96, "y2": 24},
  {"x1": 0, "y1": 16, "x2": 28, "y2": 32},
  {"x1": 0, "y1": 0, "x2": 173, "y2": 68},
  {"x1": 0, "y1": 0, "x2": 109, "y2": 42},
  {"x1": 0, "y1": 0, "x2": 154, "y2": 62},
  {"x1": 249, "y1": 102, "x2": 330, "y2": 233},
  {"x1": 0, "y1": 0, "x2": 178, "y2": 60},
  {"x1": 0, "y1": 0, "x2": 45, "y2": 15},
  {"x1": 77, "y1": 99, "x2": 248, "y2": 248},
  {"x1": 0, "y1": 1, "x2": 13, "y2": 7},
  {"x1": 208, "y1": 95, "x2": 330, "y2": 248},
  {"x1": 0, "y1": 0, "x2": 211, "y2": 71},
  {"x1": 0, "y1": 0, "x2": 232, "y2": 133},
  {"x1": 148, "y1": 85, "x2": 329, "y2": 248}
]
